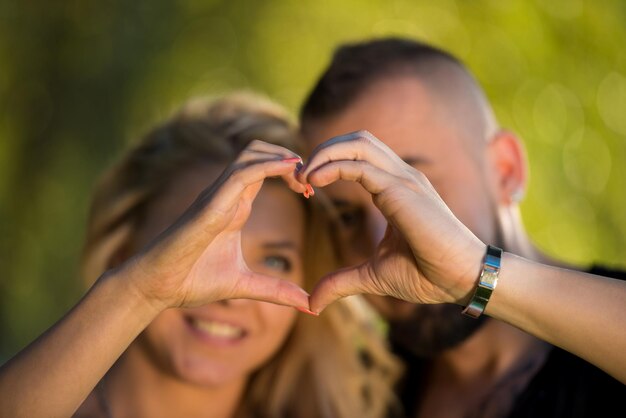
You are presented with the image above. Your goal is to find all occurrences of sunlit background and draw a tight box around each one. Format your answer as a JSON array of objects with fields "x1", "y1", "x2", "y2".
[{"x1": 2, "y1": 0, "x2": 625, "y2": 361}]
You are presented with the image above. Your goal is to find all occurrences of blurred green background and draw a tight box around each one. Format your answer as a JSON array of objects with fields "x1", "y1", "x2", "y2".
[{"x1": 1, "y1": 0, "x2": 626, "y2": 361}]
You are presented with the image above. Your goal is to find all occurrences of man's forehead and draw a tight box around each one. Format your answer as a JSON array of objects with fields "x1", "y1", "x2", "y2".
[
  {"x1": 306, "y1": 78, "x2": 433, "y2": 131},
  {"x1": 302, "y1": 70, "x2": 496, "y2": 162},
  {"x1": 302, "y1": 79, "x2": 454, "y2": 150}
]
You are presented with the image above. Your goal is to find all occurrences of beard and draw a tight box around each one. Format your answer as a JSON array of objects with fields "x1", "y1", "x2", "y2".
[
  {"x1": 387, "y1": 303, "x2": 488, "y2": 358},
  {"x1": 387, "y1": 214, "x2": 506, "y2": 359}
]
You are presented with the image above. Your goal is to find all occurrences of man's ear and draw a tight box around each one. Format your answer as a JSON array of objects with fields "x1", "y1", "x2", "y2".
[{"x1": 487, "y1": 130, "x2": 528, "y2": 205}]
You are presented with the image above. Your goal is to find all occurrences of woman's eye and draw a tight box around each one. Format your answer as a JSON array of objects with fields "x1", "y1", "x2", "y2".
[{"x1": 263, "y1": 255, "x2": 292, "y2": 273}]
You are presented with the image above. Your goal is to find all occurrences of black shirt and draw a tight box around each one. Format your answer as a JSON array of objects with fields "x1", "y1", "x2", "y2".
[{"x1": 394, "y1": 265, "x2": 626, "y2": 418}]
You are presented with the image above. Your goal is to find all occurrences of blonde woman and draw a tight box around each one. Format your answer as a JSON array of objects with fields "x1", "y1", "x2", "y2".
[{"x1": 0, "y1": 93, "x2": 401, "y2": 418}]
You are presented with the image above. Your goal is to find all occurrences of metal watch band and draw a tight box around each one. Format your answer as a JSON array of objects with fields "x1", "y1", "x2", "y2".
[{"x1": 461, "y1": 245, "x2": 503, "y2": 318}]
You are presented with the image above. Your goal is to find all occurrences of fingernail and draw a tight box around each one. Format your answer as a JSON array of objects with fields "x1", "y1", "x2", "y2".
[
  {"x1": 303, "y1": 189, "x2": 310, "y2": 199},
  {"x1": 306, "y1": 184, "x2": 315, "y2": 197},
  {"x1": 295, "y1": 306, "x2": 319, "y2": 316},
  {"x1": 295, "y1": 161, "x2": 304, "y2": 173},
  {"x1": 282, "y1": 157, "x2": 302, "y2": 163}
]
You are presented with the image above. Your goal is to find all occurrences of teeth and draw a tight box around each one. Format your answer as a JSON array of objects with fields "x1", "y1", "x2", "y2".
[{"x1": 192, "y1": 319, "x2": 243, "y2": 339}]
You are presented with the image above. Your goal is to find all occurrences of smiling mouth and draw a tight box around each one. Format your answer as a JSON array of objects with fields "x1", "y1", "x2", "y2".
[{"x1": 187, "y1": 318, "x2": 246, "y2": 343}]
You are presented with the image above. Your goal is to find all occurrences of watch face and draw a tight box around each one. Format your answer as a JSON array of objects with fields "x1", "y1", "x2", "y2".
[
  {"x1": 462, "y1": 246, "x2": 502, "y2": 318},
  {"x1": 480, "y1": 269, "x2": 498, "y2": 288},
  {"x1": 482, "y1": 245, "x2": 502, "y2": 288}
]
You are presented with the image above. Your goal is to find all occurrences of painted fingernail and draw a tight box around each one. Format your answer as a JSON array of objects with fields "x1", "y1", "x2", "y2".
[
  {"x1": 295, "y1": 161, "x2": 304, "y2": 173},
  {"x1": 282, "y1": 157, "x2": 302, "y2": 163},
  {"x1": 303, "y1": 189, "x2": 310, "y2": 199},
  {"x1": 306, "y1": 184, "x2": 315, "y2": 197},
  {"x1": 295, "y1": 306, "x2": 319, "y2": 316}
]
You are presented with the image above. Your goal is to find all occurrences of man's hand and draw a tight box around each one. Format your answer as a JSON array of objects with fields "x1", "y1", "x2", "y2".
[{"x1": 299, "y1": 131, "x2": 486, "y2": 313}]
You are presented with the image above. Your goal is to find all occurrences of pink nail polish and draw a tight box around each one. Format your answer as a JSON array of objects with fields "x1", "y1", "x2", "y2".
[
  {"x1": 306, "y1": 184, "x2": 315, "y2": 197},
  {"x1": 282, "y1": 157, "x2": 302, "y2": 163},
  {"x1": 295, "y1": 306, "x2": 319, "y2": 316}
]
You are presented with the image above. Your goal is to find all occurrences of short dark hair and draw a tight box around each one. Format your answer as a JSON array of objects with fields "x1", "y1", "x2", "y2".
[{"x1": 300, "y1": 37, "x2": 465, "y2": 124}]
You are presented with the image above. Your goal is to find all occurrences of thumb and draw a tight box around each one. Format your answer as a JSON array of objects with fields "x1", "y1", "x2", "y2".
[
  {"x1": 309, "y1": 263, "x2": 371, "y2": 314},
  {"x1": 233, "y1": 271, "x2": 311, "y2": 309}
]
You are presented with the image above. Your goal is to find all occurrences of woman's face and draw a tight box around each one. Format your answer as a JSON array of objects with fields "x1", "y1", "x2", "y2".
[{"x1": 131, "y1": 163, "x2": 305, "y2": 387}]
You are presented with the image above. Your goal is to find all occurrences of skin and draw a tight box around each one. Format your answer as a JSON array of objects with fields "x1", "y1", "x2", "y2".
[
  {"x1": 1, "y1": 94, "x2": 625, "y2": 418},
  {"x1": 298, "y1": 124, "x2": 626, "y2": 412},
  {"x1": 299, "y1": 71, "x2": 626, "y2": 416},
  {"x1": 300, "y1": 75, "x2": 554, "y2": 417},
  {"x1": 303, "y1": 75, "x2": 520, "y2": 334},
  {"x1": 83, "y1": 165, "x2": 306, "y2": 418},
  {"x1": 0, "y1": 141, "x2": 310, "y2": 418}
]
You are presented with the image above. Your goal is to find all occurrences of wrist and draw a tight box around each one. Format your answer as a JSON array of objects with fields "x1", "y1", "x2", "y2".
[
  {"x1": 461, "y1": 244, "x2": 503, "y2": 318},
  {"x1": 452, "y1": 242, "x2": 488, "y2": 305},
  {"x1": 101, "y1": 262, "x2": 169, "y2": 319}
]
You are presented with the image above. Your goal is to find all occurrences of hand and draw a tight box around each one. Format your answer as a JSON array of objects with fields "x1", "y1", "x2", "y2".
[
  {"x1": 116, "y1": 140, "x2": 310, "y2": 311},
  {"x1": 299, "y1": 131, "x2": 486, "y2": 313}
]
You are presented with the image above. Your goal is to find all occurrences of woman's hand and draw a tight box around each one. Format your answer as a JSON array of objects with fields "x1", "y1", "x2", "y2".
[
  {"x1": 119, "y1": 140, "x2": 311, "y2": 311},
  {"x1": 299, "y1": 131, "x2": 486, "y2": 313},
  {"x1": 0, "y1": 141, "x2": 313, "y2": 418}
]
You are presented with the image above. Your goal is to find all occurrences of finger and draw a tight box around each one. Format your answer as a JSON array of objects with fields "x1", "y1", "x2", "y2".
[
  {"x1": 235, "y1": 149, "x2": 300, "y2": 166},
  {"x1": 244, "y1": 139, "x2": 302, "y2": 162},
  {"x1": 276, "y1": 166, "x2": 308, "y2": 195},
  {"x1": 309, "y1": 263, "x2": 372, "y2": 314},
  {"x1": 204, "y1": 159, "x2": 304, "y2": 216},
  {"x1": 307, "y1": 160, "x2": 405, "y2": 196},
  {"x1": 227, "y1": 150, "x2": 307, "y2": 194},
  {"x1": 299, "y1": 130, "x2": 404, "y2": 182},
  {"x1": 208, "y1": 149, "x2": 293, "y2": 195},
  {"x1": 234, "y1": 271, "x2": 311, "y2": 309}
]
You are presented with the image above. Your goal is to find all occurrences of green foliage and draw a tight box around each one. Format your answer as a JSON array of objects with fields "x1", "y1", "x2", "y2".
[{"x1": 2, "y1": 0, "x2": 625, "y2": 360}]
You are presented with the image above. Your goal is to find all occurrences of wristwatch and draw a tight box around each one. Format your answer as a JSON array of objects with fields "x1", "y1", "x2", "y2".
[{"x1": 462, "y1": 245, "x2": 502, "y2": 318}]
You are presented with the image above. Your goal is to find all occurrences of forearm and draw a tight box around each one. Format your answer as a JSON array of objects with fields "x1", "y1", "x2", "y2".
[
  {"x1": 0, "y1": 270, "x2": 161, "y2": 418},
  {"x1": 486, "y1": 253, "x2": 626, "y2": 384}
]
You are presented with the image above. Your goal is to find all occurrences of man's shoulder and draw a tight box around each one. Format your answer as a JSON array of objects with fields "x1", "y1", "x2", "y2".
[
  {"x1": 510, "y1": 345, "x2": 626, "y2": 418},
  {"x1": 587, "y1": 264, "x2": 626, "y2": 280},
  {"x1": 541, "y1": 345, "x2": 622, "y2": 383},
  {"x1": 507, "y1": 263, "x2": 626, "y2": 417}
]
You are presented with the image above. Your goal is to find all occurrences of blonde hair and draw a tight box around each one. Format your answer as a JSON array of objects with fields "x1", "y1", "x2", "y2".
[{"x1": 81, "y1": 92, "x2": 402, "y2": 418}]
